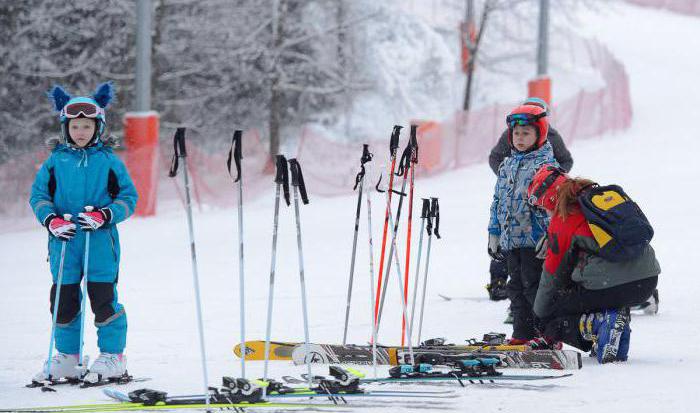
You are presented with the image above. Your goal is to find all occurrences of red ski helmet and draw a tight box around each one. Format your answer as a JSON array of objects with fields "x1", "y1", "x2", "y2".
[
  {"x1": 528, "y1": 165, "x2": 568, "y2": 211},
  {"x1": 506, "y1": 104, "x2": 549, "y2": 149}
]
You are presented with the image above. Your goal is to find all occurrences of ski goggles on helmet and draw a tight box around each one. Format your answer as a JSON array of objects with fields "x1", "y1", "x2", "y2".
[
  {"x1": 507, "y1": 112, "x2": 546, "y2": 128},
  {"x1": 62, "y1": 101, "x2": 104, "y2": 119},
  {"x1": 528, "y1": 166, "x2": 565, "y2": 206}
]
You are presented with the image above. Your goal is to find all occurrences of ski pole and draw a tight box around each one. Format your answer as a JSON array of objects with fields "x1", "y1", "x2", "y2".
[
  {"x1": 376, "y1": 133, "x2": 415, "y2": 333},
  {"x1": 342, "y1": 144, "x2": 373, "y2": 345},
  {"x1": 289, "y1": 158, "x2": 312, "y2": 389},
  {"x1": 77, "y1": 207, "x2": 95, "y2": 377},
  {"x1": 168, "y1": 128, "x2": 210, "y2": 408},
  {"x1": 45, "y1": 214, "x2": 72, "y2": 381},
  {"x1": 227, "y1": 130, "x2": 246, "y2": 378},
  {"x1": 365, "y1": 166, "x2": 378, "y2": 378},
  {"x1": 262, "y1": 155, "x2": 290, "y2": 397},
  {"x1": 408, "y1": 199, "x2": 430, "y2": 339},
  {"x1": 401, "y1": 125, "x2": 418, "y2": 346},
  {"x1": 417, "y1": 197, "x2": 441, "y2": 345},
  {"x1": 373, "y1": 126, "x2": 402, "y2": 334},
  {"x1": 386, "y1": 209, "x2": 414, "y2": 365}
]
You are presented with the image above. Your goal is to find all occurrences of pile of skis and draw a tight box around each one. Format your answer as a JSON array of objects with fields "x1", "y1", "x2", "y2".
[{"x1": 235, "y1": 333, "x2": 582, "y2": 371}]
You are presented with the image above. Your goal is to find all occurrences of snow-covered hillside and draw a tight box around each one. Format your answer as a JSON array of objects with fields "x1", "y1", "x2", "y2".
[{"x1": 1, "y1": 3, "x2": 698, "y2": 412}]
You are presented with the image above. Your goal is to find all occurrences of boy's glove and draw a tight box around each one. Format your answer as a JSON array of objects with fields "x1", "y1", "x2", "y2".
[
  {"x1": 488, "y1": 233, "x2": 505, "y2": 262},
  {"x1": 78, "y1": 207, "x2": 111, "y2": 231},
  {"x1": 45, "y1": 214, "x2": 76, "y2": 241}
]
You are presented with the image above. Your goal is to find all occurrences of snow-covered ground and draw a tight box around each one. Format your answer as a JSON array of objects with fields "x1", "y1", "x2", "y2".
[{"x1": 1, "y1": 3, "x2": 698, "y2": 411}]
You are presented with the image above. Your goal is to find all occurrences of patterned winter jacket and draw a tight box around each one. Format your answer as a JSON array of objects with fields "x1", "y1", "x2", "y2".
[
  {"x1": 488, "y1": 141, "x2": 557, "y2": 251},
  {"x1": 533, "y1": 208, "x2": 661, "y2": 318}
]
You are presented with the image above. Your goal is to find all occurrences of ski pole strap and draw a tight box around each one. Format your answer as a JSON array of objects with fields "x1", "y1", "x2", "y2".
[
  {"x1": 168, "y1": 127, "x2": 187, "y2": 178},
  {"x1": 430, "y1": 197, "x2": 441, "y2": 239},
  {"x1": 421, "y1": 198, "x2": 430, "y2": 219},
  {"x1": 289, "y1": 158, "x2": 309, "y2": 205},
  {"x1": 275, "y1": 155, "x2": 290, "y2": 206},
  {"x1": 375, "y1": 174, "x2": 407, "y2": 196},
  {"x1": 410, "y1": 125, "x2": 419, "y2": 164},
  {"x1": 227, "y1": 130, "x2": 243, "y2": 183},
  {"x1": 353, "y1": 144, "x2": 373, "y2": 191},
  {"x1": 396, "y1": 133, "x2": 416, "y2": 177},
  {"x1": 389, "y1": 125, "x2": 402, "y2": 158}
]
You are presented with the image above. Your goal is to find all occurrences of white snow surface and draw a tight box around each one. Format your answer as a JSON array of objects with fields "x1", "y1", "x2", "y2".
[{"x1": 1, "y1": 3, "x2": 699, "y2": 411}]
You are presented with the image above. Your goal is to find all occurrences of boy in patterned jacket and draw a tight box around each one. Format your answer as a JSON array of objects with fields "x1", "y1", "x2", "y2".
[{"x1": 487, "y1": 104, "x2": 557, "y2": 343}]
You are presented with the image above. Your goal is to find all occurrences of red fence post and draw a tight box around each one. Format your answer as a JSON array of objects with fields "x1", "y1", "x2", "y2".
[{"x1": 123, "y1": 112, "x2": 159, "y2": 216}]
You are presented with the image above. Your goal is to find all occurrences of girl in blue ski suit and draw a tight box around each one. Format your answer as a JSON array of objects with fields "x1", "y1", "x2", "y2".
[
  {"x1": 30, "y1": 83, "x2": 137, "y2": 382},
  {"x1": 488, "y1": 104, "x2": 557, "y2": 344}
]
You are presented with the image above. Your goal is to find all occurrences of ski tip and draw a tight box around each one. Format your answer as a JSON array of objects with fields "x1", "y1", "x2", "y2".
[{"x1": 438, "y1": 294, "x2": 452, "y2": 301}]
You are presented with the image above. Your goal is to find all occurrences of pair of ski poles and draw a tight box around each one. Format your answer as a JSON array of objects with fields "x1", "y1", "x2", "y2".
[
  {"x1": 45, "y1": 206, "x2": 97, "y2": 382},
  {"x1": 168, "y1": 128, "x2": 253, "y2": 409},
  {"x1": 261, "y1": 155, "x2": 313, "y2": 395}
]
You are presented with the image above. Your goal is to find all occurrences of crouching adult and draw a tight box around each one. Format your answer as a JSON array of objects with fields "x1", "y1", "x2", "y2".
[{"x1": 527, "y1": 166, "x2": 659, "y2": 363}]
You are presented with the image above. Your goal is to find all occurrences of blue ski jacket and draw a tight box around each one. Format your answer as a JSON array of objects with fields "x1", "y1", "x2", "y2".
[
  {"x1": 488, "y1": 141, "x2": 557, "y2": 251},
  {"x1": 29, "y1": 139, "x2": 138, "y2": 282}
]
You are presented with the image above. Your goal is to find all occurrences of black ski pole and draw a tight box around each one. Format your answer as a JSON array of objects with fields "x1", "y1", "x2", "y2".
[
  {"x1": 168, "y1": 128, "x2": 210, "y2": 408},
  {"x1": 417, "y1": 197, "x2": 441, "y2": 345},
  {"x1": 289, "y1": 158, "x2": 312, "y2": 388},
  {"x1": 342, "y1": 144, "x2": 373, "y2": 345},
  {"x1": 262, "y1": 155, "x2": 290, "y2": 397},
  {"x1": 226, "y1": 130, "x2": 246, "y2": 378}
]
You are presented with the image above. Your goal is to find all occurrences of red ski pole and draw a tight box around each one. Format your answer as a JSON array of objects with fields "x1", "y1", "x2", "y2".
[
  {"x1": 401, "y1": 125, "x2": 418, "y2": 346},
  {"x1": 373, "y1": 126, "x2": 402, "y2": 330}
]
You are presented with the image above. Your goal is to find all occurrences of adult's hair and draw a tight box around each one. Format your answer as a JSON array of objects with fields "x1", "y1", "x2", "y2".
[{"x1": 554, "y1": 177, "x2": 596, "y2": 218}]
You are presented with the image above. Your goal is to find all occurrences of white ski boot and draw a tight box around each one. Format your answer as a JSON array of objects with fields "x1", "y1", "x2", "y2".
[
  {"x1": 32, "y1": 352, "x2": 80, "y2": 382},
  {"x1": 83, "y1": 353, "x2": 127, "y2": 384}
]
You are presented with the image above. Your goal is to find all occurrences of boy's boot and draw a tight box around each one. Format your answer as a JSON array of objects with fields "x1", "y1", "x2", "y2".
[
  {"x1": 84, "y1": 353, "x2": 127, "y2": 383},
  {"x1": 33, "y1": 352, "x2": 80, "y2": 382}
]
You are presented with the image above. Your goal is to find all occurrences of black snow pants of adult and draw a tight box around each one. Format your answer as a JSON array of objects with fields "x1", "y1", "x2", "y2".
[
  {"x1": 540, "y1": 276, "x2": 658, "y2": 351},
  {"x1": 506, "y1": 248, "x2": 543, "y2": 340}
]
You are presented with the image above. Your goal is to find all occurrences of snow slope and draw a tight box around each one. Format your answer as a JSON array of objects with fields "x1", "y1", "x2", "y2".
[{"x1": 1, "y1": 3, "x2": 698, "y2": 411}]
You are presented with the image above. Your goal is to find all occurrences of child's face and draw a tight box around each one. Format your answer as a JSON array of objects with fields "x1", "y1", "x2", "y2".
[
  {"x1": 512, "y1": 125, "x2": 538, "y2": 152},
  {"x1": 68, "y1": 118, "x2": 96, "y2": 147}
]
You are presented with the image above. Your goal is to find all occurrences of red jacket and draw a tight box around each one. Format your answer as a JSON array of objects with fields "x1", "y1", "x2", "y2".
[{"x1": 533, "y1": 207, "x2": 660, "y2": 318}]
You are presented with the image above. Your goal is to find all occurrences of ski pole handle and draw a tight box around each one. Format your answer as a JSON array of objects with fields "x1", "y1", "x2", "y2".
[
  {"x1": 289, "y1": 158, "x2": 309, "y2": 205},
  {"x1": 175, "y1": 127, "x2": 187, "y2": 157},
  {"x1": 389, "y1": 125, "x2": 402, "y2": 157},
  {"x1": 420, "y1": 199, "x2": 430, "y2": 219},
  {"x1": 361, "y1": 144, "x2": 373, "y2": 165},
  {"x1": 227, "y1": 130, "x2": 243, "y2": 183},
  {"x1": 410, "y1": 125, "x2": 419, "y2": 164},
  {"x1": 430, "y1": 197, "x2": 441, "y2": 239},
  {"x1": 168, "y1": 128, "x2": 187, "y2": 177},
  {"x1": 275, "y1": 155, "x2": 290, "y2": 206}
]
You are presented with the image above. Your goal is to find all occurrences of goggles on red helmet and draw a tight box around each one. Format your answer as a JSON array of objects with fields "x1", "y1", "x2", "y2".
[
  {"x1": 528, "y1": 165, "x2": 566, "y2": 207},
  {"x1": 507, "y1": 111, "x2": 547, "y2": 129},
  {"x1": 62, "y1": 101, "x2": 104, "y2": 119}
]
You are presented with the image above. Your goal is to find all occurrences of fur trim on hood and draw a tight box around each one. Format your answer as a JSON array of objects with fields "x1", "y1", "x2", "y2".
[{"x1": 45, "y1": 135, "x2": 121, "y2": 151}]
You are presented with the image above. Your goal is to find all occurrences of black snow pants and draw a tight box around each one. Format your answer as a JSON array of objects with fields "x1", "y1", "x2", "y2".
[
  {"x1": 506, "y1": 248, "x2": 543, "y2": 340},
  {"x1": 540, "y1": 276, "x2": 658, "y2": 351}
]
